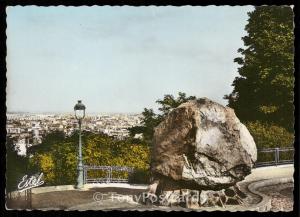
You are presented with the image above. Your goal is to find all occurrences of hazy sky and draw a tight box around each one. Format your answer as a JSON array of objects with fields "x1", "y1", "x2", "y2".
[{"x1": 6, "y1": 6, "x2": 254, "y2": 113}]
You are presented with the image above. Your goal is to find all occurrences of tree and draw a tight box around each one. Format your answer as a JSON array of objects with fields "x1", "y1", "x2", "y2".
[
  {"x1": 224, "y1": 6, "x2": 294, "y2": 132},
  {"x1": 28, "y1": 131, "x2": 150, "y2": 185},
  {"x1": 27, "y1": 130, "x2": 65, "y2": 155},
  {"x1": 245, "y1": 121, "x2": 294, "y2": 162},
  {"x1": 128, "y1": 92, "x2": 196, "y2": 145},
  {"x1": 156, "y1": 92, "x2": 197, "y2": 116},
  {"x1": 6, "y1": 137, "x2": 29, "y2": 191}
]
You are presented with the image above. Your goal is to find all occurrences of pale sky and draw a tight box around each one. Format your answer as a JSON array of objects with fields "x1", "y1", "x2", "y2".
[{"x1": 6, "y1": 6, "x2": 254, "y2": 113}]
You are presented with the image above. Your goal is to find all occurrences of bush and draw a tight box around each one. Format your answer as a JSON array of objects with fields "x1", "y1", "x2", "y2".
[
  {"x1": 245, "y1": 121, "x2": 294, "y2": 163},
  {"x1": 6, "y1": 137, "x2": 31, "y2": 191},
  {"x1": 28, "y1": 132, "x2": 150, "y2": 186},
  {"x1": 245, "y1": 121, "x2": 294, "y2": 149},
  {"x1": 128, "y1": 169, "x2": 151, "y2": 184}
]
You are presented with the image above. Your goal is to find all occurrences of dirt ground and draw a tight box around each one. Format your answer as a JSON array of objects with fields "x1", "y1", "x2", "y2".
[{"x1": 6, "y1": 187, "x2": 146, "y2": 210}]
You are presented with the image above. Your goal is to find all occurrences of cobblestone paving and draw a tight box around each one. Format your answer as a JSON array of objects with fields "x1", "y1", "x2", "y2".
[{"x1": 258, "y1": 183, "x2": 294, "y2": 212}]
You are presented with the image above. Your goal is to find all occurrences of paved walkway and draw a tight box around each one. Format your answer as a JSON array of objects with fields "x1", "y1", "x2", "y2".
[
  {"x1": 244, "y1": 164, "x2": 294, "y2": 182},
  {"x1": 6, "y1": 164, "x2": 294, "y2": 210}
]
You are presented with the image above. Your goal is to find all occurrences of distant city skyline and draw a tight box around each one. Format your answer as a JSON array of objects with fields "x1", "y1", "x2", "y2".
[
  {"x1": 6, "y1": 111, "x2": 142, "y2": 115},
  {"x1": 6, "y1": 6, "x2": 254, "y2": 113}
]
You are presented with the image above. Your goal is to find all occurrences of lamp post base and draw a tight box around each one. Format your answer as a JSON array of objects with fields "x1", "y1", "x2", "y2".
[
  {"x1": 76, "y1": 166, "x2": 84, "y2": 189},
  {"x1": 75, "y1": 183, "x2": 84, "y2": 189}
]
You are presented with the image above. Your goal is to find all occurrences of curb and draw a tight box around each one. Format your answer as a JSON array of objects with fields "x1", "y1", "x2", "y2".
[
  {"x1": 8, "y1": 183, "x2": 148, "y2": 196},
  {"x1": 246, "y1": 177, "x2": 294, "y2": 211}
]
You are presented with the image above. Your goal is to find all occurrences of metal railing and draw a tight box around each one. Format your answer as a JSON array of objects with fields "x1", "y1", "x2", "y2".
[
  {"x1": 83, "y1": 165, "x2": 134, "y2": 184},
  {"x1": 254, "y1": 147, "x2": 294, "y2": 167},
  {"x1": 82, "y1": 148, "x2": 293, "y2": 183},
  {"x1": 6, "y1": 188, "x2": 32, "y2": 209}
]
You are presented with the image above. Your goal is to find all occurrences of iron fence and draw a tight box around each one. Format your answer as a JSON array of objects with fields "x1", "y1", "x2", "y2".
[
  {"x1": 82, "y1": 147, "x2": 293, "y2": 184},
  {"x1": 254, "y1": 147, "x2": 294, "y2": 167},
  {"x1": 6, "y1": 188, "x2": 32, "y2": 209},
  {"x1": 83, "y1": 165, "x2": 134, "y2": 184}
]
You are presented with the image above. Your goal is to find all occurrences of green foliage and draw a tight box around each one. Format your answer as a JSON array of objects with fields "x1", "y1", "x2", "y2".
[
  {"x1": 128, "y1": 92, "x2": 196, "y2": 145},
  {"x1": 28, "y1": 132, "x2": 150, "y2": 185},
  {"x1": 27, "y1": 131, "x2": 65, "y2": 154},
  {"x1": 6, "y1": 138, "x2": 30, "y2": 191},
  {"x1": 245, "y1": 121, "x2": 294, "y2": 149},
  {"x1": 156, "y1": 92, "x2": 197, "y2": 116},
  {"x1": 29, "y1": 136, "x2": 77, "y2": 185},
  {"x1": 225, "y1": 6, "x2": 294, "y2": 132},
  {"x1": 246, "y1": 121, "x2": 294, "y2": 163},
  {"x1": 128, "y1": 169, "x2": 151, "y2": 184}
]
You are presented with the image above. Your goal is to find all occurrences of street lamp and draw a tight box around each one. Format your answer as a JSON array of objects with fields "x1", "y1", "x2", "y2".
[{"x1": 74, "y1": 100, "x2": 86, "y2": 189}]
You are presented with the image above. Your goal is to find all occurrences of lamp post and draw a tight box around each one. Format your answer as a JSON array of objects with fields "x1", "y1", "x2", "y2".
[{"x1": 74, "y1": 100, "x2": 86, "y2": 189}]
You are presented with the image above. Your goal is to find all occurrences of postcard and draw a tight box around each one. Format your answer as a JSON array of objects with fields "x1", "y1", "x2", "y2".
[{"x1": 5, "y1": 5, "x2": 294, "y2": 211}]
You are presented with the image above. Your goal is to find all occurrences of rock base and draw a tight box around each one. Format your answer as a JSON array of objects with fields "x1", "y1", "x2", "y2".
[{"x1": 140, "y1": 185, "x2": 247, "y2": 209}]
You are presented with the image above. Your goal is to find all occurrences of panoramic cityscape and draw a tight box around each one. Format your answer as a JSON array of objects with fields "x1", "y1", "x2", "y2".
[{"x1": 7, "y1": 112, "x2": 143, "y2": 156}]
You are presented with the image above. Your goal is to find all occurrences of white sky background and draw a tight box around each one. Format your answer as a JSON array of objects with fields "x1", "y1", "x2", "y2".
[{"x1": 6, "y1": 6, "x2": 254, "y2": 113}]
